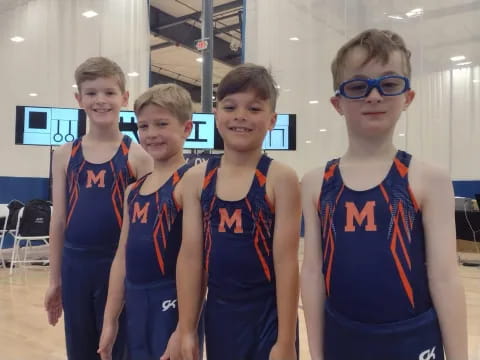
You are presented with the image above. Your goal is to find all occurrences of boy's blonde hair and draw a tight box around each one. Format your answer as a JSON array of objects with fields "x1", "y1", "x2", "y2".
[
  {"x1": 331, "y1": 29, "x2": 412, "y2": 90},
  {"x1": 216, "y1": 63, "x2": 278, "y2": 111},
  {"x1": 75, "y1": 57, "x2": 126, "y2": 93},
  {"x1": 134, "y1": 83, "x2": 193, "y2": 123}
]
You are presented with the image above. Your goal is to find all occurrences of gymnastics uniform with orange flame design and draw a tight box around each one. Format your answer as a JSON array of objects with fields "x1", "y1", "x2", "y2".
[
  {"x1": 318, "y1": 150, "x2": 444, "y2": 360},
  {"x1": 62, "y1": 135, "x2": 134, "y2": 360},
  {"x1": 201, "y1": 155, "x2": 297, "y2": 360},
  {"x1": 124, "y1": 162, "x2": 203, "y2": 360}
]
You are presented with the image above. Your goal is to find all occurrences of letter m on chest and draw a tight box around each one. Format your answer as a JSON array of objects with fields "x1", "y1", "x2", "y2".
[
  {"x1": 344, "y1": 201, "x2": 377, "y2": 232},
  {"x1": 218, "y1": 208, "x2": 243, "y2": 233}
]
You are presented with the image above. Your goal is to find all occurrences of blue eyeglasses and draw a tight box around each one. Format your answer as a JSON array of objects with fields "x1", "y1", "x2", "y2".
[{"x1": 335, "y1": 75, "x2": 410, "y2": 99}]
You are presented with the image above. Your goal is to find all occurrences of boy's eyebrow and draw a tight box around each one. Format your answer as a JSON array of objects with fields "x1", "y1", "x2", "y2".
[{"x1": 349, "y1": 71, "x2": 401, "y2": 79}]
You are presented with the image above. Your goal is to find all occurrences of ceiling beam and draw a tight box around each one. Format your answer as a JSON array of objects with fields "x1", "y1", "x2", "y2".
[
  {"x1": 150, "y1": 71, "x2": 201, "y2": 103},
  {"x1": 150, "y1": 5, "x2": 241, "y2": 66}
]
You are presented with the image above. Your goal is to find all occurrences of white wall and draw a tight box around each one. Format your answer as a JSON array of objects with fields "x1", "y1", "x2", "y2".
[
  {"x1": 0, "y1": 0, "x2": 150, "y2": 178},
  {"x1": 245, "y1": 0, "x2": 480, "y2": 180}
]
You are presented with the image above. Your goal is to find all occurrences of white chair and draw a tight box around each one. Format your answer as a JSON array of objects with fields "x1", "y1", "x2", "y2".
[
  {"x1": 9, "y1": 207, "x2": 50, "y2": 274},
  {"x1": 0, "y1": 204, "x2": 9, "y2": 268}
]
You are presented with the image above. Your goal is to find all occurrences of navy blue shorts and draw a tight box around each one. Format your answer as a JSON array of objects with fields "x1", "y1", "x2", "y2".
[
  {"x1": 125, "y1": 281, "x2": 204, "y2": 360},
  {"x1": 62, "y1": 247, "x2": 128, "y2": 360},
  {"x1": 205, "y1": 289, "x2": 298, "y2": 360},
  {"x1": 324, "y1": 301, "x2": 444, "y2": 360}
]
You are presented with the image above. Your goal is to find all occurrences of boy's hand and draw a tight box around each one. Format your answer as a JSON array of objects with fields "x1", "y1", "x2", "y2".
[
  {"x1": 97, "y1": 320, "x2": 119, "y2": 360},
  {"x1": 44, "y1": 284, "x2": 63, "y2": 326},
  {"x1": 269, "y1": 341, "x2": 297, "y2": 360},
  {"x1": 160, "y1": 329, "x2": 180, "y2": 360},
  {"x1": 171, "y1": 331, "x2": 198, "y2": 360}
]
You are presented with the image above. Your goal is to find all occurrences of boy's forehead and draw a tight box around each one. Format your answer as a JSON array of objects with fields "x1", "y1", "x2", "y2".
[
  {"x1": 341, "y1": 47, "x2": 406, "y2": 79},
  {"x1": 79, "y1": 76, "x2": 122, "y2": 89}
]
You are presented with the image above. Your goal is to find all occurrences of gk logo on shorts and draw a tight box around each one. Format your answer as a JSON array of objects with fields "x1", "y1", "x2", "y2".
[
  {"x1": 419, "y1": 346, "x2": 436, "y2": 360},
  {"x1": 162, "y1": 299, "x2": 177, "y2": 312},
  {"x1": 344, "y1": 201, "x2": 377, "y2": 232}
]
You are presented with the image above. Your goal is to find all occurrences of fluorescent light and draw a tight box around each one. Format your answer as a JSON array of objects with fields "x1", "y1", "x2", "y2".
[
  {"x1": 399, "y1": 133, "x2": 405, "y2": 137},
  {"x1": 127, "y1": 72, "x2": 139, "y2": 77},
  {"x1": 456, "y1": 61, "x2": 472, "y2": 66},
  {"x1": 283, "y1": 88, "x2": 291, "y2": 92},
  {"x1": 319, "y1": 128, "x2": 328, "y2": 132},
  {"x1": 82, "y1": 10, "x2": 98, "y2": 18},
  {"x1": 275, "y1": 85, "x2": 281, "y2": 89},
  {"x1": 289, "y1": 37, "x2": 300, "y2": 41},
  {"x1": 29, "y1": 93, "x2": 38, "y2": 97},
  {"x1": 10, "y1": 36, "x2": 24, "y2": 42},
  {"x1": 388, "y1": 15, "x2": 404, "y2": 20},
  {"x1": 450, "y1": 55, "x2": 466, "y2": 62},
  {"x1": 473, "y1": 79, "x2": 480, "y2": 83},
  {"x1": 406, "y1": 8, "x2": 423, "y2": 17},
  {"x1": 196, "y1": 57, "x2": 203, "y2": 63},
  {"x1": 309, "y1": 100, "x2": 319, "y2": 104},
  {"x1": 305, "y1": 140, "x2": 312, "y2": 144},
  {"x1": 72, "y1": 84, "x2": 78, "y2": 88}
]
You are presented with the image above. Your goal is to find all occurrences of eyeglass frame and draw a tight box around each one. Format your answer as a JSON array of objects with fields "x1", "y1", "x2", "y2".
[{"x1": 335, "y1": 75, "x2": 411, "y2": 99}]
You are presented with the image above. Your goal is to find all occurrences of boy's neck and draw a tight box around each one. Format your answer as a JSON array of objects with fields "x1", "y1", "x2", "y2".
[
  {"x1": 222, "y1": 148, "x2": 263, "y2": 168},
  {"x1": 344, "y1": 133, "x2": 397, "y2": 161},
  {"x1": 152, "y1": 151, "x2": 185, "y2": 174},
  {"x1": 85, "y1": 122, "x2": 123, "y2": 142}
]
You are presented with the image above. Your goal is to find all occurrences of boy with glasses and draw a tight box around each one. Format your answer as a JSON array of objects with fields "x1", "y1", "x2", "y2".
[{"x1": 301, "y1": 29, "x2": 468, "y2": 360}]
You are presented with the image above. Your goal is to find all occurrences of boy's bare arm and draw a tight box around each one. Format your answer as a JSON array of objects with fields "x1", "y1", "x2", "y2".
[
  {"x1": 419, "y1": 163, "x2": 468, "y2": 360},
  {"x1": 270, "y1": 163, "x2": 301, "y2": 355},
  {"x1": 103, "y1": 185, "x2": 132, "y2": 323},
  {"x1": 176, "y1": 165, "x2": 205, "y2": 360},
  {"x1": 129, "y1": 142, "x2": 153, "y2": 178},
  {"x1": 98, "y1": 186, "x2": 132, "y2": 359},
  {"x1": 44, "y1": 143, "x2": 70, "y2": 325},
  {"x1": 300, "y1": 168, "x2": 326, "y2": 360}
]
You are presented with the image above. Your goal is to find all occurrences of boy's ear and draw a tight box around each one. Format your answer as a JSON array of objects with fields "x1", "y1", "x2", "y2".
[
  {"x1": 74, "y1": 92, "x2": 82, "y2": 106},
  {"x1": 268, "y1": 113, "x2": 277, "y2": 131},
  {"x1": 122, "y1": 91, "x2": 130, "y2": 107},
  {"x1": 403, "y1": 89, "x2": 415, "y2": 110},
  {"x1": 330, "y1": 96, "x2": 344, "y2": 116},
  {"x1": 183, "y1": 120, "x2": 193, "y2": 138}
]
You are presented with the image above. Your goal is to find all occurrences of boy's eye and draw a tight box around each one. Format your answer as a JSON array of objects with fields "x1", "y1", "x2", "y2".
[
  {"x1": 138, "y1": 124, "x2": 147, "y2": 129},
  {"x1": 222, "y1": 105, "x2": 234, "y2": 111},
  {"x1": 250, "y1": 107, "x2": 262, "y2": 112}
]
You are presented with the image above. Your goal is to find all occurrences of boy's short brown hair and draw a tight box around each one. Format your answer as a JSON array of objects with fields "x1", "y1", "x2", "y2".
[
  {"x1": 216, "y1": 63, "x2": 278, "y2": 111},
  {"x1": 75, "y1": 57, "x2": 126, "y2": 93},
  {"x1": 331, "y1": 29, "x2": 412, "y2": 90},
  {"x1": 134, "y1": 83, "x2": 193, "y2": 123}
]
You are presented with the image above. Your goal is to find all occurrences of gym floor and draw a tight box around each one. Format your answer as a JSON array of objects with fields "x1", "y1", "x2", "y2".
[{"x1": 0, "y1": 244, "x2": 479, "y2": 359}]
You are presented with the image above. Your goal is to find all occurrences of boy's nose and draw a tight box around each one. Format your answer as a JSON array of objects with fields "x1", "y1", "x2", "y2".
[
  {"x1": 365, "y1": 87, "x2": 383, "y2": 103},
  {"x1": 234, "y1": 109, "x2": 247, "y2": 120}
]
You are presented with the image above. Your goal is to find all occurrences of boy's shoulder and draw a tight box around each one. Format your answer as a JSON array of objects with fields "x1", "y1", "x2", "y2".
[
  {"x1": 53, "y1": 141, "x2": 74, "y2": 168},
  {"x1": 127, "y1": 142, "x2": 153, "y2": 178},
  {"x1": 267, "y1": 159, "x2": 299, "y2": 190},
  {"x1": 409, "y1": 156, "x2": 452, "y2": 204}
]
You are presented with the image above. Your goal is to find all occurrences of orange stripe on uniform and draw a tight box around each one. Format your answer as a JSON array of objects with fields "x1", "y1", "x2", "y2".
[
  {"x1": 324, "y1": 163, "x2": 338, "y2": 181},
  {"x1": 408, "y1": 186, "x2": 420, "y2": 212},
  {"x1": 121, "y1": 141, "x2": 129, "y2": 156},
  {"x1": 203, "y1": 168, "x2": 217, "y2": 190},
  {"x1": 254, "y1": 230, "x2": 272, "y2": 281},
  {"x1": 255, "y1": 169, "x2": 267, "y2": 187},
  {"x1": 390, "y1": 223, "x2": 415, "y2": 308},
  {"x1": 71, "y1": 142, "x2": 81, "y2": 157},
  {"x1": 172, "y1": 171, "x2": 180, "y2": 186},
  {"x1": 394, "y1": 158, "x2": 408, "y2": 178},
  {"x1": 379, "y1": 184, "x2": 390, "y2": 204}
]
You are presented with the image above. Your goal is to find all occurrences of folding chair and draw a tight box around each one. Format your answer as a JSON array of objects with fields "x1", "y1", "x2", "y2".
[
  {"x1": 9, "y1": 207, "x2": 50, "y2": 274},
  {"x1": 0, "y1": 204, "x2": 9, "y2": 268}
]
